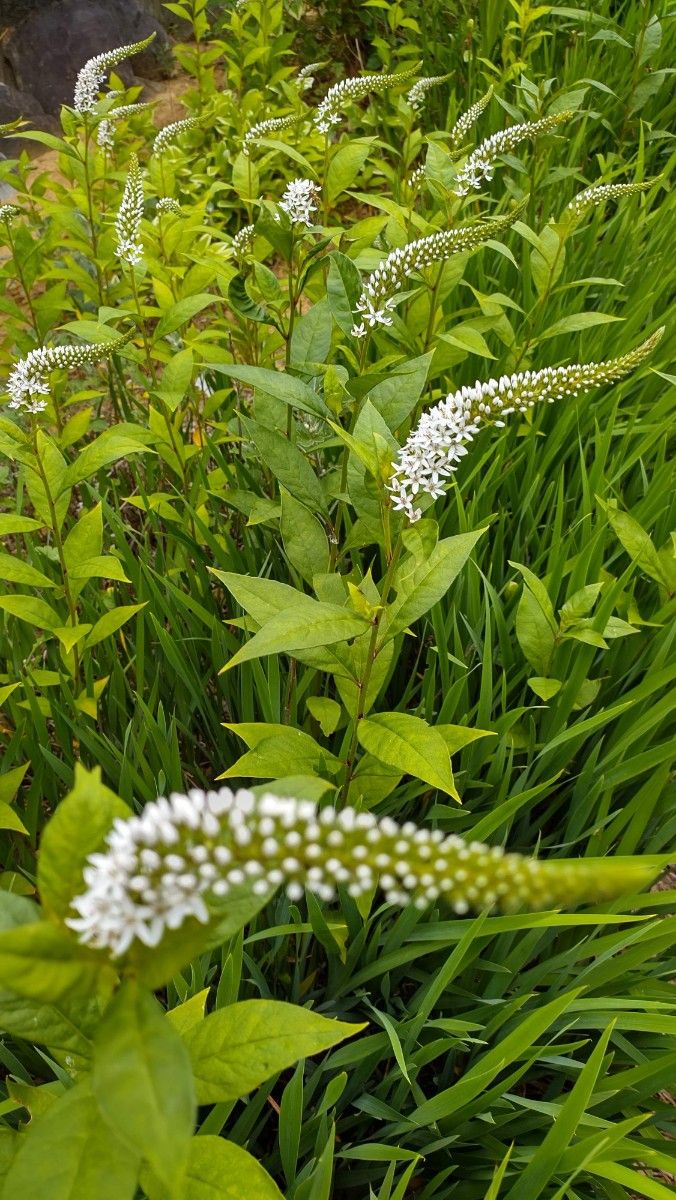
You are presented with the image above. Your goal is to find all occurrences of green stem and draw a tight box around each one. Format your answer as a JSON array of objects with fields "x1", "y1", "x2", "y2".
[{"x1": 30, "y1": 422, "x2": 80, "y2": 684}]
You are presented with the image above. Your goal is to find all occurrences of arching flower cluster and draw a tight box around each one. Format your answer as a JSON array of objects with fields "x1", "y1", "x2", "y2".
[
  {"x1": 96, "y1": 103, "x2": 149, "y2": 150},
  {"x1": 153, "y1": 117, "x2": 200, "y2": 155},
  {"x1": 65, "y1": 786, "x2": 651, "y2": 958},
  {"x1": 314, "y1": 69, "x2": 416, "y2": 134},
  {"x1": 296, "y1": 62, "x2": 324, "y2": 91},
  {"x1": 115, "y1": 154, "x2": 144, "y2": 266},
  {"x1": 231, "y1": 223, "x2": 255, "y2": 259},
  {"x1": 449, "y1": 86, "x2": 493, "y2": 149},
  {"x1": 351, "y1": 204, "x2": 524, "y2": 337},
  {"x1": 564, "y1": 180, "x2": 651, "y2": 221},
  {"x1": 278, "y1": 178, "x2": 321, "y2": 226},
  {"x1": 388, "y1": 330, "x2": 663, "y2": 521},
  {"x1": 6, "y1": 330, "x2": 134, "y2": 415},
  {"x1": 156, "y1": 197, "x2": 181, "y2": 217},
  {"x1": 407, "y1": 74, "x2": 449, "y2": 112},
  {"x1": 406, "y1": 164, "x2": 426, "y2": 192},
  {"x1": 0, "y1": 204, "x2": 19, "y2": 227},
  {"x1": 72, "y1": 35, "x2": 154, "y2": 114},
  {"x1": 242, "y1": 114, "x2": 299, "y2": 157},
  {"x1": 453, "y1": 111, "x2": 570, "y2": 196}
]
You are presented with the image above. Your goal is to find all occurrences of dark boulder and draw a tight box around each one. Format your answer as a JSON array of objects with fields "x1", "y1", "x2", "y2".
[
  {"x1": 0, "y1": 80, "x2": 56, "y2": 156},
  {"x1": 3, "y1": 0, "x2": 172, "y2": 116}
]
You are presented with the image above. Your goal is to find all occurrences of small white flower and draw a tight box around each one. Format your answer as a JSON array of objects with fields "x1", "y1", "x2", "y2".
[
  {"x1": 115, "y1": 154, "x2": 144, "y2": 266},
  {"x1": 231, "y1": 223, "x2": 255, "y2": 259},
  {"x1": 73, "y1": 34, "x2": 155, "y2": 114},
  {"x1": 388, "y1": 330, "x2": 664, "y2": 521},
  {"x1": 453, "y1": 110, "x2": 571, "y2": 196},
  {"x1": 278, "y1": 178, "x2": 321, "y2": 226},
  {"x1": 564, "y1": 180, "x2": 651, "y2": 221}
]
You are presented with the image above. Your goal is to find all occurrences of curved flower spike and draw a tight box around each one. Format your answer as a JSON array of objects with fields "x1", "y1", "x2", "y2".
[
  {"x1": 66, "y1": 786, "x2": 658, "y2": 957},
  {"x1": 73, "y1": 33, "x2": 156, "y2": 114},
  {"x1": 351, "y1": 200, "x2": 527, "y2": 337},
  {"x1": 453, "y1": 110, "x2": 571, "y2": 196},
  {"x1": 449, "y1": 86, "x2": 494, "y2": 149},
  {"x1": 388, "y1": 329, "x2": 664, "y2": 522},
  {"x1": 6, "y1": 328, "x2": 135, "y2": 415},
  {"x1": 314, "y1": 68, "x2": 417, "y2": 134},
  {"x1": 407, "y1": 74, "x2": 450, "y2": 112},
  {"x1": 242, "y1": 114, "x2": 300, "y2": 157},
  {"x1": 153, "y1": 116, "x2": 200, "y2": 155},
  {"x1": 562, "y1": 180, "x2": 652, "y2": 227}
]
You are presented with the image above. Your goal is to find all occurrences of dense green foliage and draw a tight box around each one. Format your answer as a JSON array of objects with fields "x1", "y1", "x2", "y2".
[{"x1": 0, "y1": 0, "x2": 674, "y2": 1197}]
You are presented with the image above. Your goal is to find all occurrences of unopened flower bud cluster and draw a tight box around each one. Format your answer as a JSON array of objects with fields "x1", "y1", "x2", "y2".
[
  {"x1": 315, "y1": 69, "x2": 416, "y2": 134},
  {"x1": 351, "y1": 206, "x2": 522, "y2": 337},
  {"x1": 96, "y1": 104, "x2": 149, "y2": 150},
  {"x1": 278, "y1": 178, "x2": 321, "y2": 226},
  {"x1": 243, "y1": 114, "x2": 299, "y2": 157},
  {"x1": 453, "y1": 111, "x2": 570, "y2": 196},
  {"x1": 6, "y1": 331, "x2": 134, "y2": 415},
  {"x1": 564, "y1": 180, "x2": 650, "y2": 220},
  {"x1": 115, "y1": 154, "x2": 144, "y2": 266},
  {"x1": 153, "y1": 117, "x2": 200, "y2": 155},
  {"x1": 407, "y1": 74, "x2": 449, "y2": 112},
  {"x1": 157, "y1": 197, "x2": 181, "y2": 217},
  {"x1": 66, "y1": 786, "x2": 643, "y2": 958},
  {"x1": 449, "y1": 86, "x2": 493, "y2": 149},
  {"x1": 73, "y1": 35, "x2": 154, "y2": 114},
  {"x1": 297, "y1": 62, "x2": 324, "y2": 91},
  {"x1": 231, "y1": 223, "x2": 255, "y2": 259},
  {"x1": 0, "y1": 204, "x2": 19, "y2": 226},
  {"x1": 388, "y1": 330, "x2": 663, "y2": 521}
]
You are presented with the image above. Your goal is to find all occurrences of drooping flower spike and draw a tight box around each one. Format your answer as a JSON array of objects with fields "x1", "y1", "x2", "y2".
[
  {"x1": 115, "y1": 153, "x2": 144, "y2": 266},
  {"x1": 0, "y1": 204, "x2": 20, "y2": 226},
  {"x1": 351, "y1": 201, "x2": 526, "y2": 337},
  {"x1": 242, "y1": 114, "x2": 300, "y2": 157},
  {"x1": 231, "y1": 223, "x2": 255, "y2": 260},
  {"x1": 66, "y1": 786, "x2": 657, "y2": 958},
  {"x1": 156, "y1": 197, "x2": 181, "y2": 217},
  {"x1": 449, "y1": 86, "x2": 494, "y2": 149},
  {"x1": 314, "y1": 68, "x2": 417, "y2": 135},
  {"x1": 153, "y1": 116, "x2": 200, "y2": 155},
  {"x1": 6, "y1": 329, "x2": 135, "y2": 415},
  {"x1": 562, "y1": 180, "x2": 652, "y2": 225},
  {"x1": 407, "y1": 74, "x2": 450, "y2": 112},
  {"x1": 388, "y1": 329, "x2": 664, "y2": 522},
  {"x1": 296, "y1": 62, "x2": 326, "y2": 91},
  {"x1": 278, "y1": 178, "x2": 321, "y2": 226},
  {"x1": 73, "y1": 34, "x2": 156, "y2": 114},
  {"x1": 96, "y1": 103, "x2": 149, "y2": 149},
  {"x1": 453, "y1": 110, "x2": 571, "y2": 196}
]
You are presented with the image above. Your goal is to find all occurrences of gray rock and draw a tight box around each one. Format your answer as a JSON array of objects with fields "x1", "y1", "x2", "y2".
[
  {"x1": 0, "y1": 80, "x2": 56, "y2": 156},
  {"x1": 3, "y1": 0, "x2": 172, "y2": 116}
]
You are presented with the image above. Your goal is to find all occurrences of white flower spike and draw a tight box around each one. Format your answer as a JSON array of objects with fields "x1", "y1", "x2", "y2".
[
  {"x1": 453, "y1": 111, "x2": 571, "y2": 196},
  {"x1": 115, "y1": 153, "x2": 144, "y2": 266},
  {"x1": 388, "y1": 330, "x2": 664, "y2": 521},
  {"x1": 6, "y1": 330, "x2": 134, "y2": 415},
  {"x1": 153, "y1": 117, "x2": 200, "y2": 155},
  {"x1": 407, "y1": 74, "x2": 449, "y2": 112},
  {"x1": 73, "y1": 34, "x2": 155, "y2": 114},
  {"x1": 449, "y1": 86, "x2": 494, "y2": 149},
  {"x1": 278, "y1": 178, "x2": 321, "y2": 226},
  {"x1": 315, "y1": 68, "x2": 417, "y2": 135},
  {"x1": 66, "y1": 786, "x2": 655, "y2": 957}
]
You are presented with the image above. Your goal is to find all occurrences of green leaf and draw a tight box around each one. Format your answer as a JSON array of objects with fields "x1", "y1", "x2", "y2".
[
  {"x1": 63, "y1": 431, "x2": 151, "y2": 488},
  {"x1": 69, "y1": 555, "x2": 131, "y2": 583},
  {"x1": 0, "y1": 554, "x2": 55, "y2": 588},
  {"x1": 0, "y1": 922, "x2": 112, "y2": 1004},
  {"x1": 516, "y1": 587, "x2": 556, "y2": 675},
  {"x1": 306, "y1": 697, "x2": 342, "y2": 736},
  {"x1": 281, "y1": 490, "x2": 329, "y2": 584},
  {"x1": 0, "y1": 764, "x2": 28, "y2": 806},
  {"x1": 183, "y1": 1135, "x2": 283, "y2": 1200},
  {"x1": 358, "y1": 712, "x2": 459, "y2": 800},
  {"x1": 1, "y1": 1079, "x2": 139, "y2": 1200},
  {"x1": 528, "y1": 676, "x2": 562, "y2": 701},
  {"x1": 155, "y1": 294, "x2": 216, "y2": 338},
  {"x1": 290, "y1": 299, "x2": 333, "y2": 370},
  {"x1": 38, "y1": 764, "x2": 129, "y2": 922},
  {"x1": 364, "y1": 353, "x2": 434, "y2": 430},
  {"x1": 0, "y1": 802, "x2": 27, "y2": 834},
  {"x1": 598, "y1": 497, "x2": 670, "y2": 588},
  {"x1": 326, "y1": 138, "x2": 373, "y2": 203},
  {"x1": 219, "y1": 729, "x2": 340, "y2": 780},
  {"x1": 537, "y1": 311, "x2": 623, "y2": 340},
  {"x1": 385, "y1": 530, "x2": 486, "y2": 639},
  {"x1": 92, "y1": 982, "x2": 195, "y2": 1199},
  {"x1": 154, "y1": 349, "x2": 194, "y2": 412},
  {"x1": 84, "y1": 603, "x2": 147, "y2": 649},
  {"x1": 24, "y1": 432, "x2": 70, "y2": 533},
  {"x1": 211, "y1": 364, "x2": 328, "y2": 419},
  {"x1": 326, "y1": 253, "x2": 363, "y2": 335},
  {"x1": 244, "y1": 418, "x2": 328, "y2": 512},
  {"x1": 221, "y1": 601, "x2": 369, "y2": 672},
  {"x1": 0, "y1": 515, "x2": 43, "y2": 536},
  {"x1": 183, "y1": 1000, "x2": 364, "y2": 1103},
  {"x1": 0, "y1": 990, "x2": 98, "y2": 1058},
  {"x1": 0, "y1": 594, "x2": 60, "y2": 631}
]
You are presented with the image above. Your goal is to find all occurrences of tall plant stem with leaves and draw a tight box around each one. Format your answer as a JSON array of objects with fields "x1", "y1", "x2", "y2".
[
  {"x1": 80, "y1": 119, "x2": 107, "y2": 305},
  {"x1": 29, "y1": 423, "x2": 80, "y2": 683}
]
